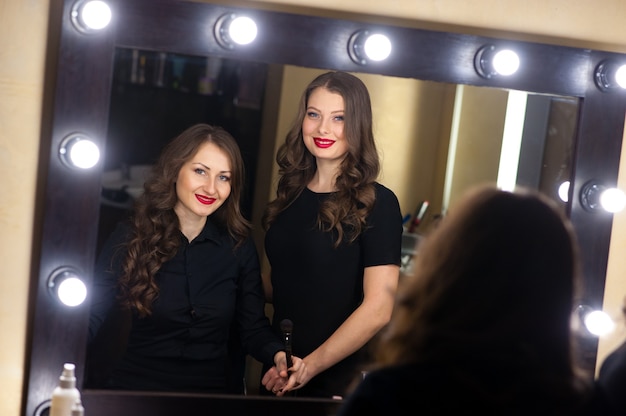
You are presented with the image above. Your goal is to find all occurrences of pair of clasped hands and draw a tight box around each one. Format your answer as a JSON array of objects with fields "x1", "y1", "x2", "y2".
[{"x1": 262, "y1": 351, "x2": 308, "y2": 396}]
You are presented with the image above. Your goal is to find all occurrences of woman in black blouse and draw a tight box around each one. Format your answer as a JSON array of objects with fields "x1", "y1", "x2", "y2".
[{"x1": 87, "y1": 124, "x2": 299, "y2": 393}]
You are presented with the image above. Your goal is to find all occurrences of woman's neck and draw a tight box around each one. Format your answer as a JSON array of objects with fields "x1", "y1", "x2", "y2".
[
  {"x1": 175, "y1": 207, "x2": 207, "y2": 242},
  {"x1": 308, "y1": 161, "x2": 340, "y2": 193}
]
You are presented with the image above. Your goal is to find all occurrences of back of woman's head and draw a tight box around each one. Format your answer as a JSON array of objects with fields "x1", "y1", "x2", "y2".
[{"x1": 378, "y1": 185, "x2": 580, "y2": 374}]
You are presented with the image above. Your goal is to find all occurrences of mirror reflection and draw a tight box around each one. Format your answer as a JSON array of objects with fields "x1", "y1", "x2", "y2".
[
  {"x1": 97, "y1": 48, "x2": 269, "y2": 252},
  {"x1": 99, "y1": 47, "x2": 578, "y2": 230},
  {"x1": 89, "y1": 46, "x2": 579, "y2": 395},
  {"x1": 30, "y1": 0, "x2": 626, "y2": 413}
]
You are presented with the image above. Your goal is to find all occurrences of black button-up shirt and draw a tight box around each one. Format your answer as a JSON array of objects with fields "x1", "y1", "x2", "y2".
[{"x1": 88, "y1": 219, "x2": 282, "y2": 392}]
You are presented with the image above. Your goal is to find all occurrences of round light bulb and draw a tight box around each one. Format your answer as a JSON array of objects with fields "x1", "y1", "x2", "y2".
[
  {"x1": 57, "y1": 277, "x2": 88, "y2": 307},
  {"x1": 364, "y1": 34, "x2": 392, "y2": 62},
  {"x1": 492, "y1": 49, "x2": 520, "y2": 76},
  {"x1": 558, "y1": 181, "x2": 570, "y2": 202},
  {"x1": 66, "y1": 138, "x2": 100, "y2": 169},
  {"x1": 228, "y1": 16, "x2": 257, "y2": 45},
  {"x1": 583, "y1": 310, "x2": 615, "y2": 336},
  {"x1": 614, "y1": 64, "x2": 626, "y2": 89},
  {"x1": 600, "y1": 187, "x2": 626, "y2": 213},
  {"x1": 79, "y1": 1, "x2": 112, "y2": 30}
]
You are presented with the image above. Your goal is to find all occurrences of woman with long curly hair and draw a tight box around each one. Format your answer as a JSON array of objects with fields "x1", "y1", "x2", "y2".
[
  {"x1": 338, "y1": 184, "x2": 615, "y2": 415},
  {"x1": 260, "y1": 71, "x2": 403, "y2": 398},
  {"x1": 87, "y1": 123, "x2": 299, "y2": 393}
]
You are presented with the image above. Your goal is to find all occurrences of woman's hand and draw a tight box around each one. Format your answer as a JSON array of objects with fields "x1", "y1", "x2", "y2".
[{"x1": 262, "y1": 352, "x2": 308, "y2": 396}]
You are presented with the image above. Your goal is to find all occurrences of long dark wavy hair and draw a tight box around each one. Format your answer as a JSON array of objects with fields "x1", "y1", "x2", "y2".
[
  {"x1": 373, "y1": 185, "x2": 588, "y2": 407},
  {"x1": 118, "y1": 124, "x2": 250, "y2": 317},
  {"x1": 263, "y1": 71, "x2": 380, "y2": 247}
]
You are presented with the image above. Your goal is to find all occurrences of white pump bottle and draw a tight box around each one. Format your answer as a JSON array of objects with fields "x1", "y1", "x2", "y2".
[{"x1": 50, "y1": 363, "x2": 81, "y2": 416}]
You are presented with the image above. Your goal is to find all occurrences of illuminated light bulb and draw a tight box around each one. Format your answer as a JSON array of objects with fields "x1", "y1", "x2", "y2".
[
  {"x1": 615, "y1": 65, "x2": 626, "y2": 89},
  {"x1": 228, "y1": 16, "x2": 257, "y2": 45},
  {"x1": 363, "y1": 34, "x2": 392, "y2": 62},
  {"x1": 594, "y1": 61, "x2": 626, "y2": 91},
  {"x1": 475, "y1": 45, "x2": 521, "y2": 79},
  {"x1": 348, "y1": 30, "x2": 392, "y2": 65},
  {"x1": 81, "y1": 1, "x2": 112, "y2": 30},
  {"x1": 492, "y1": 49, "x2": 520, "y2": 76},
  {"x1": 48, "y1": 267, "x2": 88, "y2": 307},
  {"x1": 71, "y1": 0, "x2": 112, "y2": 33},
  {"x1": 60, "y1": 136, "x2": 100, "y2": 169},
  {"x1": 57, "y1": 277, "x2": 88, "y2": 307},
  {"x1": 558, "y1": 181, "x2": 570, "y2": 202},
  {"x1": 215, "y1": 14, "x2": 258, "y2": 50},
  {"x1": 583, "y1": 310, "x2": 615, "y2": 336},
  {"x1": 600, "y1": 187, "x2": 626, "y2": 213}
]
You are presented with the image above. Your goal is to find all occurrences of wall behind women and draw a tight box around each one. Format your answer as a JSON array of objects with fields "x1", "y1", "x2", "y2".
[{"x1": 3, "y1": 1, "x2": 626, "y2": 415}]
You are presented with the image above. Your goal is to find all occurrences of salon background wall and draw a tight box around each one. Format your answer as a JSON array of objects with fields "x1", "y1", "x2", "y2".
[{"x1": 3, "y1": 0, "x2": 626, "y2": 415}]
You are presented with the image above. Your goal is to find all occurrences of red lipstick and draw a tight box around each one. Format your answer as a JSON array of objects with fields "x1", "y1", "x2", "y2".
[
  {"x1": 314, "y1": 137, "x2": 335, "y2": 149},
  {"x1": 196, "y1": 194, "x2": 216, "y2": 205}
]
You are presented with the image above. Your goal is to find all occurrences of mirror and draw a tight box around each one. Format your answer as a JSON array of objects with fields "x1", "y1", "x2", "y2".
[
  {"x1": 26, "y1": 0, "x2": 626, "y2": 414},
  {"x1": 98, "y1": 46, "x2": 579, "y2": 274}
]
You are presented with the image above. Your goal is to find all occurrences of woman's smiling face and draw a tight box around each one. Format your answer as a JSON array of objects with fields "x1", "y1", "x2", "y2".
[
  {"x1": 174, "y1": 141, "x2": 232, "y2": 222},
  {"x1": 302, "y1": 87, "x2": 349, "y2": 163}
]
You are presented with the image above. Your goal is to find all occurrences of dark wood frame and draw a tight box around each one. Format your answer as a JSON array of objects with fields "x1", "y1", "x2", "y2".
[{"x1": 24, "y1": 0, "x2": 626, "y2": 414}]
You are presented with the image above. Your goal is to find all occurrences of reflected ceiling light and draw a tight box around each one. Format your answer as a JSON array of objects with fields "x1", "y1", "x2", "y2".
[
  {"x1": 70, "y1": 0, "x2": 112, "y2": 33},
  {"x1": 59, "y1": 132, "x2": 100, "y2": 169},
  {"x1": 594, "y1": 60, "x2": 626, "y2": 91},
  {"x1": 558, "y1": 181, "x2": 570, "y2": 203},
  {"x1": 576, "y1": 305, "x2": 615, "y2": 337},
  {"x1": 214, "y1": 13, "x2": 258, "y2": 50},
  {"x1": 580, "y1": 181, "x2": 626, "y2": 213},
  {"x1": 474, "y1": 45, "x2": 520, "y2": 78},
  {"x1": 48, "y1": 267, "x2": 88, "y2": 307},
  {"x1": 348, "y1": 30, "x2": 392, "y2": 65}
]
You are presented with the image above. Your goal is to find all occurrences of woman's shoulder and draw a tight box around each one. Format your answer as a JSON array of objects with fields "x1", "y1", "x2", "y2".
[
  {"x1": 373, "y1": 182, "x2": 400, "y2": 202},
  {"x1": 370, "y1": 182, "x2": 401, "y2": 216},
  {"x1": 373, "y1": 181, "x2": 395, "y2": 194}
]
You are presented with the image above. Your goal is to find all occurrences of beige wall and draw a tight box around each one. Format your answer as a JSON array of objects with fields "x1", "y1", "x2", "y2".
[
  {"x1": 446, "y1": 85, "x2": 508, "y2": 209},
  {"x1": 4, "y1": 1, "x2": 626, "y2": 415},
  {"x1": 601, "y1": 128, "x2": 626, "y2": 370},
  {"x1": 0, "y1": 1, "x2": 49, "y2": 414}
]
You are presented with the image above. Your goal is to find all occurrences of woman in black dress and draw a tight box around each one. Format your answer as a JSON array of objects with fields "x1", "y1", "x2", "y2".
[{"x1": 260, "y1": 71, "x2": 403, "y2": 398}]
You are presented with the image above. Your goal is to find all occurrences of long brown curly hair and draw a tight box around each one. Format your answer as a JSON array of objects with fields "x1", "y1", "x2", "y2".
[
  {"x1": 262, "y1": 71, "x2": 380, "y2": 246},
  {"x1": 373, "y1": 185, "x2": 586, "y2": 400},
  {"x1": 117, "y1": 124, "x2": 250, "y2": 317}
]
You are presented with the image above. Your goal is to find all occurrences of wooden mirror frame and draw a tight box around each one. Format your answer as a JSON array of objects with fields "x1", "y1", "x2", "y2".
[{"x1": 25, "y1": 0, "x2": 626, "y2": 414}]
